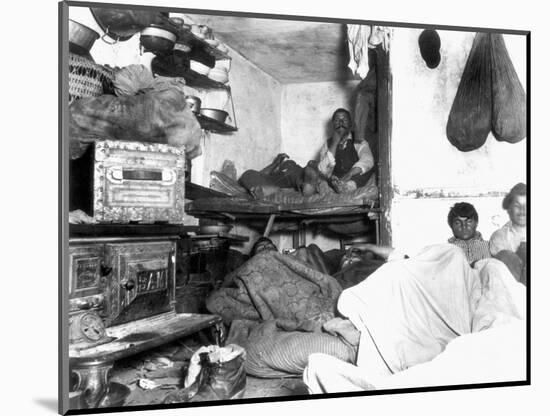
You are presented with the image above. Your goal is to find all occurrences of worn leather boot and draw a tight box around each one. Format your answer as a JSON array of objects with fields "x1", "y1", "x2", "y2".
[
  {"x1": 189, "y1": 352, "x2": 246, "y2": 401},
  {"x1": 163, "y1": 349, "x2": 246, "y2": 404}
]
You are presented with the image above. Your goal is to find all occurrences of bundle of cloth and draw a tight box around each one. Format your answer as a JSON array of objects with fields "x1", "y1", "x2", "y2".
[
  {"x1": 304, "y1": 244, "x2": 526, "y2": 393},
  {"x1": 69, "y1": 65, "x2": 203, "y2": 160},
  {"x1": 206, "y1": 250, "x2": 359, "y2": 378},
  {"x1": 208, "y1": 171, "x2": 378, "y2": 210}
]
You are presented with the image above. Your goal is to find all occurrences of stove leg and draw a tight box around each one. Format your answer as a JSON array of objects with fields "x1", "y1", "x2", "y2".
[{"x1": 71, "y1": 361, "x2": 113, "y2": 409}]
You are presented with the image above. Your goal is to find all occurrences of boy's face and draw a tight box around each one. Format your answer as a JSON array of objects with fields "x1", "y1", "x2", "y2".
[{"x1": 451, "y1": 216, "x2": 478, "y2": 241}]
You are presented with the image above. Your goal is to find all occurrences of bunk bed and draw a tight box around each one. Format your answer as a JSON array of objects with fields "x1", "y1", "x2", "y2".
[{"x1": 185, "y1": 173, "x2": 380, "y2": 247}]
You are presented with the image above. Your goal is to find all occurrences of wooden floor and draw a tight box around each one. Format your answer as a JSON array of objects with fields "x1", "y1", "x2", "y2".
[{"x1": 106, "y1": 332, "x2": 308, "y2": 408}]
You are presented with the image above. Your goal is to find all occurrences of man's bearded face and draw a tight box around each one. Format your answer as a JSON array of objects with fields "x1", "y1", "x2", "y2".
[{"x1": 332, "y1": 112, "x2": 351, "y2": 135}]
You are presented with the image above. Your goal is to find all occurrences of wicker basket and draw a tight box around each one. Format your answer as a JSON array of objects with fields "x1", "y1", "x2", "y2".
[{"x1": 68, "y1": 53, "x2": 114, "y2": 104}]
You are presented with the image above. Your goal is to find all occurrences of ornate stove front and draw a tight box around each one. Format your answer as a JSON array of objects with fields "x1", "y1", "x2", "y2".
[
  {"x1": 103, "y1": 239, "x2": 176, "y2": 327},
  {"x1": 68, "y1": 236, "x2": 178, "y2": 350}
]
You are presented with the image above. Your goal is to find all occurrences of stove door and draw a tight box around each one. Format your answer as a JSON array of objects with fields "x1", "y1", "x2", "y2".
[{"x1": 104, "y1": 240, "x2": 176, "y2": 327}]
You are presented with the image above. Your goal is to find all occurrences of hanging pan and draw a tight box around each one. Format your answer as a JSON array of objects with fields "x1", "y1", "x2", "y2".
[{"x1": 90, "y1": 7, "x2": 169, "y2": 43}]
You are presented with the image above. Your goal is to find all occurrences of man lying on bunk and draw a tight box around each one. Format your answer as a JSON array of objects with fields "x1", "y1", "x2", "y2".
[
  {"x1": 303, "y1": 242, "x2": 526, "y2": 393},
  {"x1": 238, "y1": 108, "x2": 375, "y2": 199}
]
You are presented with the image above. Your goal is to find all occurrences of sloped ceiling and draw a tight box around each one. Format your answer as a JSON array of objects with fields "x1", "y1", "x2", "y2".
[{"x1": 184, "y1": 14, "x2": 358, "y2": 84}]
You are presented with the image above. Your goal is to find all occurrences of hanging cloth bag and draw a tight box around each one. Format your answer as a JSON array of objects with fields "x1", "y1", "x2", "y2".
[
  {"x1": 490, "y1": 33, "x2": 526, "y2": 143},
  {"x1": 446, "y1": 33, "x2": 493, "y2": 152}
]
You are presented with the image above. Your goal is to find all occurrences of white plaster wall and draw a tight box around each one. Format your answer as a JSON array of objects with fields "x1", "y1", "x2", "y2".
[
  {"x1": 391, "y1": 196, "x2": 510, "y2": 254},
  {"x1": 389, "y1": 28, "x2": 527, "y2": 251},
  {"x1": 280, "y1": 81, "x2": 360, "y2": 166},
  {"x1": 190, "y1": 48, "x2": 283, "y2": 186}
]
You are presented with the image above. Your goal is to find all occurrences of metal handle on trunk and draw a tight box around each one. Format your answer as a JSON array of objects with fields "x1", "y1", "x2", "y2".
[{"x1": 107, "y1": 167, "x2": 176, "y2": 184}]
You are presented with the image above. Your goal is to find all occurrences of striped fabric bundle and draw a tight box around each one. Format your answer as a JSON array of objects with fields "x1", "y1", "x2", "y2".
[{"x1": 228, "y1": 320, "x2": 357, "y2": 378}]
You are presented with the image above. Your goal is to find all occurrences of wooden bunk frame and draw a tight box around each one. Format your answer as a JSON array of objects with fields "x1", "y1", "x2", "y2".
[{"x1": 185, "y1": 184, "x2": 380, "y2": 248}]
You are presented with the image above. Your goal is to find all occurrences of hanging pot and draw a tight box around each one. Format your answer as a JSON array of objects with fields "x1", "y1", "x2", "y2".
[
  {"x1": 69, "y1": 20, "x2": 100, "y2": 51},
  {"x1": 140, "y1": 24, "x2": 178, "y2": 54},
  {"x1": 200, "y1": 108, "x2": 228, "y2": 123},
  {"x1": 90, "y1": 7, "x2": 168, "y2": 43}
]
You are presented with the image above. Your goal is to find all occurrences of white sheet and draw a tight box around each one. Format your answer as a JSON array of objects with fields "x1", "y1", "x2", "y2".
[
  {"x1": 304, "y1": 244, "x2": 526, "y2": 392},
  {"x1": 373, "y1": 319, "x2": 526, "y2": 390}
]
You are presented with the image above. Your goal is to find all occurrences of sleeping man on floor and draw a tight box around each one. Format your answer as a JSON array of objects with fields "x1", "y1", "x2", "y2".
[
  {"x1": 205, "y1": 238, "x2": 358, "y2": 378},
  {"x1": 205, "y1": 233, "x2": 524, "y2": 385}
]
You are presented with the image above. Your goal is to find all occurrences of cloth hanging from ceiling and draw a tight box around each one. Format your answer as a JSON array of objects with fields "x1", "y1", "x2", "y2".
[{"x1": 346, "y1": 25, "x2": 391, "y2": 79}]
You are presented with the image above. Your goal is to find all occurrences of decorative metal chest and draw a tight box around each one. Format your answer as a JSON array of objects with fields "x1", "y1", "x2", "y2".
[{"x1": 70, "y1": 140, "x2": 185, "y2": 224}]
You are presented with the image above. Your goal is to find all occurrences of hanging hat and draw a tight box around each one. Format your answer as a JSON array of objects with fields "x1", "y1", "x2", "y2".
[{"x1": 418, "y1": 29, "x2": 442, "y2": 69}]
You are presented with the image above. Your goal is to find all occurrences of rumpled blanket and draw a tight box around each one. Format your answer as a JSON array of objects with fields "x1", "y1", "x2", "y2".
[
  {"x1": 207, "y1": 171, "x2": 378, "y2": 212},
  {"x1": 206, "y1": 251, "x2": 354, "y2": 378},
  {"x1": 207, "y1": 250, "x2": 342, "y2": 328}
]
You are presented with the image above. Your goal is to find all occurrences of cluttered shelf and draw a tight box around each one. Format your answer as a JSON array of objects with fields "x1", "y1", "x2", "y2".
[
  {"x1": 174, "y1": 31, "x2": 231, "y2": 61},
  {"x1": 151, "y1": 54, "x2": 237, "y2": 134},
  {"x1": 151, "y1": 57, "x2": 230, "y2": 90}
]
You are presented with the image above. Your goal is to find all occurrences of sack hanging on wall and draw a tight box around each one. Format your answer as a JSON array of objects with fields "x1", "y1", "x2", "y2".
[
  {"x1": 446, "y1": 33, "x2": 493, "y2": 152},
  {"x1": 490, "y1": 34, "x2": 526, "y2": 143}
]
